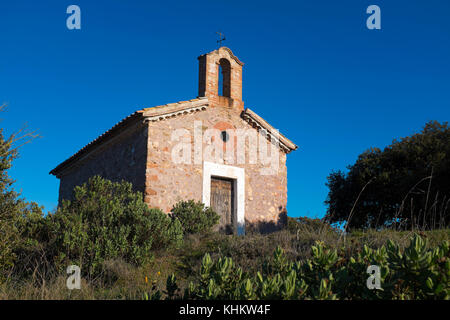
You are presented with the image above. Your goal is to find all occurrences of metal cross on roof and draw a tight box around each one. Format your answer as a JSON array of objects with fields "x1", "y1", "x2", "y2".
[{"x1": 216, "y1": 32, "x2": 226, "y2": 47}]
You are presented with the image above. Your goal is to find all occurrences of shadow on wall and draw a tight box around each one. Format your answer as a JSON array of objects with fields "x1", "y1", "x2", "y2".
[{"x1": 245, "y1": 207, "x2": 288, "y2": 234}]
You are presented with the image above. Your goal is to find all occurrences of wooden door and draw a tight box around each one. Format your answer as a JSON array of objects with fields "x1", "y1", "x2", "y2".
[{"x1": 210, "y1": 177, "x2": 235, "y2": 234}]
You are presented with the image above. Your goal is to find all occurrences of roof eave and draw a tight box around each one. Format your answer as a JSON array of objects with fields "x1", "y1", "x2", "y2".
[
  {"x1": 50, "y1": 97, "x2": 210, "y2": 177},
  {"x1": 241, "y1": 108, "x2": 298, "y2": 153},
  {"x1": 49, "y1": 112, "x2": 145, "y2": 177}
]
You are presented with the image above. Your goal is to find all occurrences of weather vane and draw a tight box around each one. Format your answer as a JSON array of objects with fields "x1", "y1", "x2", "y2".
[{"x1": 216, "y1": 32, "x2": 226, "y2": 48}]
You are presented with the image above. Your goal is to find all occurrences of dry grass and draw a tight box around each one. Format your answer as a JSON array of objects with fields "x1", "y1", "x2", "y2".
[{"x1": 0, "y1": 226, "x2": 448, "y2": 300}]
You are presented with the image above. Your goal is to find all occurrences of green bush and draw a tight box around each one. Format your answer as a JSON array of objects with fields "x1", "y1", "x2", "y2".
[
  {"x1": 170, "y1": 200, "x2": 219, "y2": 234},
  {"x1": 0, "y1": 111, "x2": 40, "y2": 281},
  {"x1": 48, "y1": 176, "x2": 183, "y2": 278},
  {"x1": 150, "y1": 234, "x2": 449, "y2": 300},
  {"x1": 9, "y1": 203, "x2": 51, "y2": 279},
  {"x1": 325, "y1": 121, "x2": 450, "y2": 230}
]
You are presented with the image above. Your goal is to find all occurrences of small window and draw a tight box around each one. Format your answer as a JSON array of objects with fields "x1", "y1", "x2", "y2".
[{"x1": 221, "y1": 131, "x2": 229, "y2": 142}]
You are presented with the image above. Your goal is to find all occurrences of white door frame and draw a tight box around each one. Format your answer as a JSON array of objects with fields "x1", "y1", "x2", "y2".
[{"x1": 202, "y1": 161, "x2": 245, "y2": 235}]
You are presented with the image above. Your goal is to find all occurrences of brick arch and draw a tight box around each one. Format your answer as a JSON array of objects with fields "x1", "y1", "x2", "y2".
[
  {"x1": 213, "y1": 121, "x2": 235, "y2": 132},
  {"x1": 213, "y1": 121, "x2": 237, "y2": 154},
  {"x1": 197, "y1": 47, "x2": 244, "y2": 110},
  {"x1": 218, "y1": 58, "x2": 231, "y2": 97}
]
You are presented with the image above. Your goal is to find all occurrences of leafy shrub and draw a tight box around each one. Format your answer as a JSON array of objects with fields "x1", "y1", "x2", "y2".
[
  {"x1": 170, "y1": 200, "x2": 219, "y2": 234},
  {"x1": 48, "y1": 176, "x2": 183, "y2": 278},
  {"x1": 325, "y1": 121, "x2": 450, "y2": 230},
  {"x1": 9, "y1": 203, "x2": 54, "y2": 280},
  {"x1": 149, "y1": 234, "x2": 449, "y2": 300},
  {"x1": 0, "y1": 214, "x2": 19, "y2": 281},
  {"x1": 0, "y1": 110, "x2": 40, "y2": 281}
]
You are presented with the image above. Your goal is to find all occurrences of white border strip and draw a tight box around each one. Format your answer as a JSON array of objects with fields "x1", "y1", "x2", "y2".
[{"x1": 202, "y1": 161, "x2": 245, "y2": 235}]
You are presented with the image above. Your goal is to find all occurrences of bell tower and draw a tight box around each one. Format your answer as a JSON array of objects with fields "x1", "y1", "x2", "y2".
[{"x1": 198, "y1": 47, "x2": 244, "y2": 111}]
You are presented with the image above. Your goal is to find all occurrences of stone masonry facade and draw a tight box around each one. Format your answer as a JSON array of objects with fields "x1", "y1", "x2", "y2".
[{"x1": 56, "y1": 121, "x2": 148, "y2": 203}]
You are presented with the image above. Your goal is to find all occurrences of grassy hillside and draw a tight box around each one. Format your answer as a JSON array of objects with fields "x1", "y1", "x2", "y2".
[
  {"x1": 1, "y1": 223, "x2": 448, "y2": 300},
  {"x1": 0, "y1": 177, "x2": 448, "y2": 300}
]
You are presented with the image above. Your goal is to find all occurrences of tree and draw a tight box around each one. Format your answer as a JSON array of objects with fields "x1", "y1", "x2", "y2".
[
  {"x1": 325, "y1": 121, "x2": 450, "y2": 230},
  {"x1": 0, "y1": 104, "x2": 38, "y2": 280},
  {"x1": 49, "y1": 176, "x2": 184, "y2": 277}
]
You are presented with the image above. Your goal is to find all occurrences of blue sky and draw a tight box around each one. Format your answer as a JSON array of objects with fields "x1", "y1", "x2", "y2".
[{"x1": 1, "y1": 0, "x2": 449, "y2": 217}]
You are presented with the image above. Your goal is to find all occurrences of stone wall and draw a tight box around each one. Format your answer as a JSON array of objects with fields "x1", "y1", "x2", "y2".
[
  {"x1": 144, "y1": 105, "x2": 288, "y2": 232},
  {"x1": 57, "y1": 122, "x2": 148, "y2": 203}
]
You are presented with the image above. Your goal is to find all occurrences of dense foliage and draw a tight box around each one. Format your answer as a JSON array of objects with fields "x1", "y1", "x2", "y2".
[
  {"x1": 0, "y1": 112, "x2": 41, "y2": 281},
  {"x1": 2, "y1": 174, "x2": 222, "y2": 282},
  {"x1": 48, "y1": 176, "x2": 184, "y2": 277},
  {"x1": 148, "y1": 234, "x2": 449, "y2": 300},
  {"x1": 170, "y1": 200, "x2": 219, "y2": 234},
  {"x1": 2, "y1": 175, "x2": 186, "y2": 282},
  {"x1": 325, "y1": 121, "x2": 450, "y2": 230}
]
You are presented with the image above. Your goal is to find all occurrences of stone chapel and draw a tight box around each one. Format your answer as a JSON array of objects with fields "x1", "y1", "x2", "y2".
[{"x1": 50, "y1": 47, "x2": 298, "y2": 234}]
